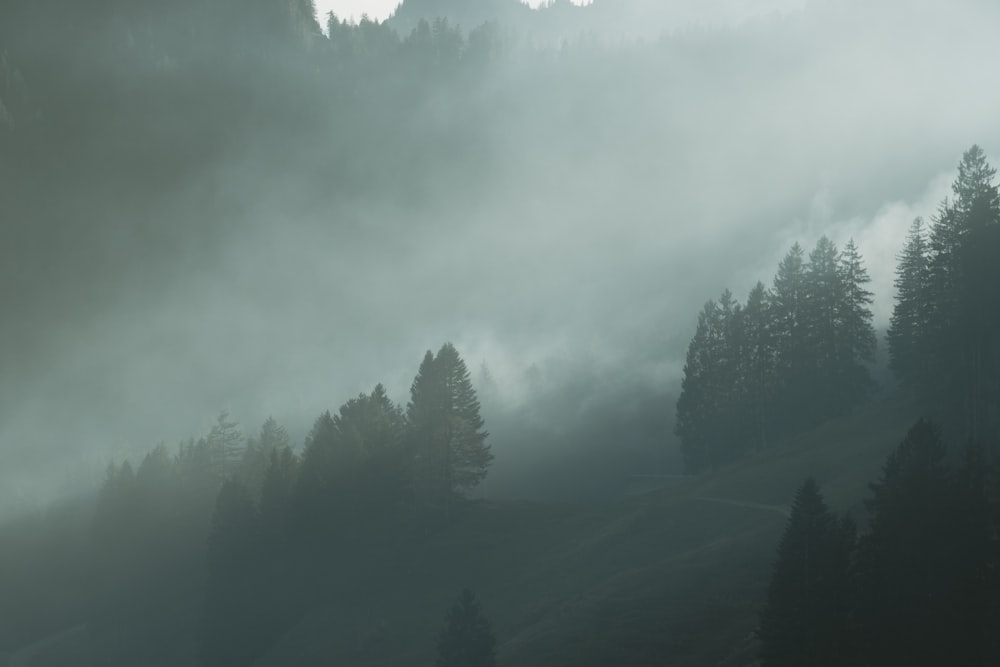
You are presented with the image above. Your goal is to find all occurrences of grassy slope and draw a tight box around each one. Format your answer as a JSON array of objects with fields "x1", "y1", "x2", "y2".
[{"x1": 257, "y1": 393, "x2": 919, "y2": 667}]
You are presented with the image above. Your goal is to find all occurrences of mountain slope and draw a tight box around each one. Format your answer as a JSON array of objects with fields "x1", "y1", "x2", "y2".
[{"x1": 257, "y1": 393, "x2": 918, "y2": 666}]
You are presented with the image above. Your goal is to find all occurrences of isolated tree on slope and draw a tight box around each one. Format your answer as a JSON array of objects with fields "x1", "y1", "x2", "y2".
[
  {"x1": 758, "y1": 478, "x2": 854, "y2": 667},
  {"x1": 855, "y1": 418, "x2": 995, "y2": 664},
  {"x1": 437, "y1": 588, "x2": 498, "y2": 667},
  {"x1": 408, "y1": 343, "x2": 492, "y2": 501}
]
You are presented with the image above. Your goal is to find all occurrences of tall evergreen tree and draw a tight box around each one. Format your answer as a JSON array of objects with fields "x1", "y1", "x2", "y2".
[
  {"x1": 436, "y1": 588, "x2": 498, "y2": 667},
  {"x1": 835, "y1": 238, "x2": 876, "y2": 409},
  {"x1": 887, "y1": 218, "x2": 929, "y2": 386},
  {"x1": 801, "y1": 236, "x2": 842, "y2": 417},
  {"x1": 407, "y1": 343, "x2": 492, "y2": 502},
  {"x1": 675, "y1": 300, "x2": 719, "y2": 473},
  {"x1": 201, "y1": 476, "x2": 267, "y2": 667},
  {"x1": 242, "y1": 416, "x2": 292, "y2": 498},
  {"x1": 736, "y1": 281, "x2": 775, "y2": 451},
  {"x1": 206, "y1": 411, "x2": 244, "y2": 481},
  {"x1": 916, "y1": 146, "x2": 1000, "y2": 442},
  {"x1": 770, "y1": 243, "x2": 809, "y2": 434},
  {"x1": 758, "y1": 478, "x2": 854, "y2": 667},
  {"x1": 854, "y1": 419, "x2": 967, "y2": 665}
]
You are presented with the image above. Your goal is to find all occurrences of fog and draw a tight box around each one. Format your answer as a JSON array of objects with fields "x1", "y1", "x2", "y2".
[{"x1": 3, "y1": 0, "x2": 1000, "y2": 513}]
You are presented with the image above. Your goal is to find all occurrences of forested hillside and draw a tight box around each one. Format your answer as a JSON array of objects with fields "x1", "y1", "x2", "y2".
[{"x1": 1, "y1": 1, "x2": 1000, "y2": 666}]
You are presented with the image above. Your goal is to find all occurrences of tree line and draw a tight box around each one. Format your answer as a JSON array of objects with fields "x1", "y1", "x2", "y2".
[
  {"x1": 758, "y1": 418, "x2": 998, "y2": 666},
  {"x1": 888, "y1": 145, "x2": 1000, "y2": 447},
  {"x1": 90, "y1": 342, "x2": 492, "y2": 666},
  {"x1": 675, "y1": 237, "x2": 876, "y2": 472}
]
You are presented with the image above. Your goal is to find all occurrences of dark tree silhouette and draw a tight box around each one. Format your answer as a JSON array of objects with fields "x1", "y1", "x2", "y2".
[
  {"x1": 408, "y1": 343, "x2": 492, "y2": 502},
  {"x1": 676, "y1": 236, "x2": 876, "y2": 471},
  {"x1": 887, "y1": 217, "x2": 929, "y2": 386},
  {"x1": 902, "y1": 146, "x2": 1000, "y2": 444},
  {"x1": 241, "y1": 416, "x2": 292, "y2": 499},
  {"x1": 855, "y1": 418, "x2": 996, "y2": 665},
  {"x1": 757, "y1": 478, "x2": 854, "y2": 667},
  {"x1": 437, "y1": 588, "x2": 499, "y2": 667}
]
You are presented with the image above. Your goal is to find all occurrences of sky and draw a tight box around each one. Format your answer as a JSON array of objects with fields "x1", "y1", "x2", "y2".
[
  {"x1": 4, "y1": 0, "x2": 1000, "y2": 514},
  {"x1": 315, "y1": 0, "x2": 805, "y2": 26},
  {"x1": 316, "y1": 1, "x2": 585, "y2": 24}
]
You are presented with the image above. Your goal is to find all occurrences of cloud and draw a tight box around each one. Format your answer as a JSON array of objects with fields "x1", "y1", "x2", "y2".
[{"x1": 3, "y1": 0, "x2": 1000, "y2": 513}]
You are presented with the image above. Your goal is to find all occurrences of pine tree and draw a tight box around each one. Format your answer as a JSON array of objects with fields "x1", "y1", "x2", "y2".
[
  {"x1": 887, "y1": 218, "x2": 929, "y2": 386},
  {"x1": 801, "y1": 237, "x2": 842, "y2": 417},
  {"x1": 770, "y1": 243, "x2": 809, "y2": 434},
  {"x1": 835, "y1": 238, "x2": 876, "y2": 409},
  {"x1": 334, "y1": 383, "x2": 407, "y2": 462},
  {"x1": 295, "y1": 410, "x2": 338, "y2": 524},
  {"x1": 436, "y1": 588, "x2": 498, "y2": 667},
  {"x1": 917, "y1": 147, "x2": 1000, "y2": 442},
  {"x1": 201, "y1": 477, "x2": 266, "y2": 667},
  {"x1": 758, "y1": 478, "x2": 854, "y2": 667},
  {"x1": 206, "y1": 411, "x2": 244, "y2": 481},
  {"x1": 855, "y1": 419, "x2": 953, "y2": 664},
  {"x1": 713, "y1": 289, "x2": 745, "y2": 464},
  {"x1": 736, "y1": 281, "x2": 775, "y2": 451},
  {"x1": 333, "y1": 383, "x2": 409, "y2": 513},
  {"x1": 675, "y1": 300, "x2": 718, "y2": 473},
  {"x1": 242, "y1": 417, "x2": 292, "y2": 498},
  {"x1": 259, "y1": 446, "x2": 298, "y2": 541},
  {"x1": 408, "y1": 343, "x2": 492, "y2": 501}
]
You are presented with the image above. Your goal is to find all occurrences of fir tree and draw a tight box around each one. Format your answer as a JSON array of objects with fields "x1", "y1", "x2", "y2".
[
  {"x1": 855, "y1": 419, "x2": 955, "y2": 664},
  {"x1": 887, "y1": 218, "x2": 929, "y2": 386},
  {"x1": 201, "y1": 476, "x2": 266, "y2": 667},
  {"x1": 675, "y1": 300, "x2": 718, "y2": 473},
  {"x1": 206, "y1": 411, "x2": 243, "y2": 481},
  {"x1": 436, "y1": 588, "x2": 498, "y2": 667},
  {"x1": 835, "y1": 238, "x2": 876, "y2": 409},
  {"x1": 408, "y1": 343, "x2": 492, "y2": 502},
  {"x1": 737, "y1": 281, "x2": 775, "y2": 451},
  {"x1": 770, "y1": 243, "x2": 809, "y2": 434},
  {"x1": 801, "y1": 236, "x2": 842, "y2": 417},
  {"x1": 758, "y1": 478, "x2": 854, "y2": 667},
  {"x1": 242, "y1": 416, "x2": 292, "y2": 498}
]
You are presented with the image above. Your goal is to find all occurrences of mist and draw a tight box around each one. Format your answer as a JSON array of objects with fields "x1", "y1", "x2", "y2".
[
  {"x1": 4, "y1": 2, "x2": 1000, "y2": 666},
  {"x1": 3, "y1": 0, "x2": 1000, "y2": 512}
]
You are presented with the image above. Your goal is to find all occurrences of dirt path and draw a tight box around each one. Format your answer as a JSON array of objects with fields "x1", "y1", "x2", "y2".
[{"x1": 694, "y1": 496, "x2": 791, "y2": 518}]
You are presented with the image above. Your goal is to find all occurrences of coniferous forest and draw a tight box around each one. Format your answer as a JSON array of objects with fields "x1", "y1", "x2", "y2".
[{"x1": 2, "y1": 1, "x2": 1000, "y2": 666}]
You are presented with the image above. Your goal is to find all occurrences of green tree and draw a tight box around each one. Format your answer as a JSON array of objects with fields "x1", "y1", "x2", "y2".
[
  {"x1": 887, "y1": 218, "x2": 929, "y2": 386},
  {"x1": 736, "y1": 281, "x2": 775, "y2": 451},
  {"x1": 835, "y1": 238, "x2": 876, "y2": 409},
  {"x1": 201, "y1": 477, "x2": 267, "y2": 667},
  {"x1": 206, "y1": 411, "x2": 244, "y2": 481},
  {"x1": 408, "y1": 343, "x2": 492, "y2": 502},
  {"x1": 242, "y1": 416, "x2": 292, "y2": 498},
  {"x1": 854, "y1": 419, "x2": 976, "y2": 664},
  {"x1": 295, "y1": 410, "x2": 339, "y2": 523},
  {"x1": 259, "y1": 446, "x2": 298, "y2": 541},
  {"x1": 675, "y1": 300, "x2": 717, "y2": 473},
  {"x1": 919, "y1": 146, "x2": 1000, "y2": 441},
  {"x1": 769, "y1": 243, "x2": 809, "y2": 434},
  {"x1": 758, "y1": 478, "x2": 854, "y2": 667},
  {"x1": 801, "y1": 236, "x2": 842, "y2": 417},
  {"x1": 436, "y1": 588, "x2": 498, "y2": 667}
]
